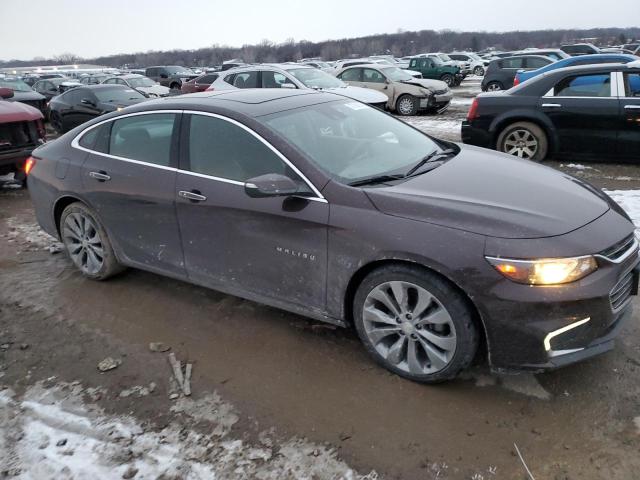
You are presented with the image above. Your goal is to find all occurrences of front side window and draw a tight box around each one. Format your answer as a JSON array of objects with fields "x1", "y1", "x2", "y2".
[
  {"x1": 339, "y1": 68, "x2": 362, "y2": 82},
  {"x1": 103, "y1": 78, "x2": 117, "y2": 85},
  {"x1": 554, "y1": 74, "x2": 611, "y2": 97},
  {"x1": 260, "y1": 99, "x2": 442, "y2": 184},
  {"x1": 233, "y1": 72, "x2": 259, "y2": 88},
  {"x1": 93, "y1": 87, "x2": 146, "y2": 103},
  {"x1": 362, "y1": 69, "x2": 386, "y2": 83},
  {"x1": 501, "y1": 58, "x2": 524, "y2": 69},
  {"x1": 526, "y1": 57, "x2": 551, "y2": 69},
  {"x1": 625, "y1": 73, "x2": 640, "y2": 97},
  {"x1": 187, "y1": 114, "x2": 295, "y2": 183},
  {"x1": 109, "y1": 114, "x2": 177, "y2": 166}
]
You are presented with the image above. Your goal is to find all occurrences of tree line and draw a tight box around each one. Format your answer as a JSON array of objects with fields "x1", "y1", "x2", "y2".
[{"x1": 2, "y1": 27, "x2": 639, "y2": 69}]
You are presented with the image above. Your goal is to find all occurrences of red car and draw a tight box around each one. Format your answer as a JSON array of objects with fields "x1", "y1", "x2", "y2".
[
  {"x1": 180, "y1": 73, "x2": 219, "y2": 93},
  {"x1": 0, "y1": 88, "x2": 45, "y2": 183}
]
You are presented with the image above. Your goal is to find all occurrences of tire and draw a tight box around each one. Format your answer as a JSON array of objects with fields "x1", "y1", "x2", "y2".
[
  {"x1": 474, "y1": 66, "x2": 485, "y2": 76},
  {"x1": 440, "y1": 74, "x2": 454, "y2": 87},
  {"x1": 59, "y1": 202, "x2": 125, "y2": 280},
  {"x1": 496, "y1": 121, "x2": 548, "y2": 161},
  {"x1": 353, "y1": 264, "x2": 479, "y2": 383},
  {"x1": 50, "y1": 111, "x2": 64, "y2": 134},
  {"x1": 485, "y1": 81, "x2": 503, "y2": 92},
  {"x1": 395, "y1": 94, "x2": 419, "y2": 116}
]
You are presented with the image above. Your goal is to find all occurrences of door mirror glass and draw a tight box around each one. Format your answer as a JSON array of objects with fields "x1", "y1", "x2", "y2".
[
  {"x1": 280, "y1": 83, "x2": 296, "y2": 89},
  {"x1": 245, "y1": 173, "x2": 300, "y2": 198}
]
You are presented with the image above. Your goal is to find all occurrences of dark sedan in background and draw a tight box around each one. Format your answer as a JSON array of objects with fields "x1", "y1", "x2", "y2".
[
  {"x1": 181, "y1": 72, "x2": 219, "y2": 93},
  {"x1": 0, "y1": 77, "x2": 47, "y2": 113},
  {"x1": 26, "y1": 89, "x2": 638, "y2": 383},
  {"x1": 463, "y1": 62, "x2": 640, "y2": 161},
  {"x1": 481, "y1": 55, "x2": 555, "y2": 91},
  {"x1": 48, "y1": 84, "x2": 147, "y2": 133}
]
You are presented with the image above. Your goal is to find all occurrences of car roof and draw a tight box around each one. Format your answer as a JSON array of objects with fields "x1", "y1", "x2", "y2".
[{"x1": 79, "y1": 84, "x2": 130, "y2": 90}]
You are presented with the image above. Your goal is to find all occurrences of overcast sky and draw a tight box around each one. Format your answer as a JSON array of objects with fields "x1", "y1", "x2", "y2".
[{"x1": 1, "y1": 0, "x2": 638, "y2": 60}]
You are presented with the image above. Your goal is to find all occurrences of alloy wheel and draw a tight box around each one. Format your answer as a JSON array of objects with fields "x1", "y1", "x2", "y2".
[
  {"x1": 397, "y1": 97, "x2": 415, "y2": 115},
  {"x1": 487, "y1": 82, "x2": 502, "y2": 91},
  {"x1": 503, "y1": 129, "x2": 539, "y2": 159},
  {"x1": 62, "y1": 212, "x2": 105, "y2": 275},
  {"x1": 362, "y1": 281, "x2": 457, "y2": 375}
]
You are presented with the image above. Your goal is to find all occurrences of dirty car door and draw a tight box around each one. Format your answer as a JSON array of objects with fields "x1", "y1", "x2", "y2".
[
  {"x1": 175, "y1": 113, "x2": 329, "y2": 311},
  {"x1": 78, "y1": 112, "x2": 185, "y2": 276}
]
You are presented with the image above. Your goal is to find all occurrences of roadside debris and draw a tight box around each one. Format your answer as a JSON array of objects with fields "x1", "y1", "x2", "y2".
[
  {"x1": 97, "y1": 357, "x2": 121, "y2": 372},
  {"x1": 149, "y1": 342, "x2": 171, "y2": 352},
  {"x1": 48, "y1": 244, "x2": 63, "y2": 254},
  {"x1": 513, "y1": 443, "x2": 536, "y2": 480},
  {"x1": 168, "y1": 352, "x2": 192, "y2": 397}
]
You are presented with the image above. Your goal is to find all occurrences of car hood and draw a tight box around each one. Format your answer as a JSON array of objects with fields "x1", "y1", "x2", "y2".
[
  {"x1": 8, "y1": 91, "x2": 46, "y2": 102},
  {"x1": 365, "y1": 145, "x2": 610, "y2": 239},
  {"x1": 0, "y1": 99, "x2": 43, "y2": 122},
  {"x1": 324, "y1": 86, "x2": 388, "y2": 104},
  {"x1": 401, "y1": 78, "x2": 449, "y2": 91},
  {"x1": 137, "y1": 85, "x2": 170, "y2": 96}
]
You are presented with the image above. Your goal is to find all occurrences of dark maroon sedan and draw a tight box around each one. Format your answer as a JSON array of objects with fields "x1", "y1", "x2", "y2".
[
  {"x1": 26, "y1": 89, "x2": 639, "y2": 383},
  {"x1": 180, "y1": 73, "x2": 219, "y2": 94}
]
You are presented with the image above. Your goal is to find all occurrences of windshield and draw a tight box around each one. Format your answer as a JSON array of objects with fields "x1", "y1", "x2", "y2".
[
  {"x1": 128, "y1": 76, "x2": 156, "y2": 88},
  {"x1": 260, "y1": 99, "x2": 442, "y2": 184},
  {"x1": 166, "y1": 66, "x2": 194, "y2": 75},
  {"x1": 50, "y1": 78, "x2": 71, "y2": 86},
  {"x1": 0, "y1": 79, "x2": 33, "y2": 92},
  {"x1": 288, "y1": 68, "x2": 344, "y2": 89},
  {"x1": 438, "y1": 54, "x2": 453, "y2": 62},
  {"x1": 381, "y1": 67, "x2": 412, "y2": 82},
  {"x1": 468, "y1": 53, "x2": 482, "y2": 61},
  {"x1": 94, "y1": 87, "x2": 146, "y2": 102}
]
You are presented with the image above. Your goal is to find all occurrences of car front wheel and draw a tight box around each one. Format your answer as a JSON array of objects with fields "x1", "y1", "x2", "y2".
[
  {"x1": 60, "y1": 202, "x2": 125, "y2": 280},
  {"x1": 440, "y1": 74, "x2": 454, "y2": 86},
  {"x1": 497, "y1": 121, "x2": 548, "y2": 161},
  {"x1": 353, "y1": 265, "x2": 479, "y2": 383},
  {"x1": 395, "y1": 95, "x2": 419, "y2": 116}
]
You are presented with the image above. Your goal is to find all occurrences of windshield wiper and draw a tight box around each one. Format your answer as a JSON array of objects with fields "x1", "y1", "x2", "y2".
[
  {"x1": 405, "y1": 149, "x2": 457, "y2": 177},
  {"x1": 349, "y1": 174, "x2": 406, "y2": 187}
]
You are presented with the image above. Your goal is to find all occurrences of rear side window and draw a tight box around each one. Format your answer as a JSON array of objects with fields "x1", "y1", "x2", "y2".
[
  {"x1": 554, "y1": 74, "x2": 611, "y2": 97},
  {"x1": 79, "y1": 123, "x2": 110, "y2": 152},
  {"x1": 187, "y1": 114, "x2": 288, "y2": 182},
  {"x1": 199, "y1": 74, "x2": 218, "y2": 84},
  {"x1": 232, "y1": 72, "x2": 259, "y2": 88},
  {"x1": 109, "y1": 114, "x2": 177, "y2": 166},
  {"x1": 500, "y1": 58, "x2": 524, "y2": 69},
  {"x1": 625, "y1": 73, "x2": 640, "y2": 97},
  {"x1": 339, "y1": 68, "x2": 362, "y2": 82}
]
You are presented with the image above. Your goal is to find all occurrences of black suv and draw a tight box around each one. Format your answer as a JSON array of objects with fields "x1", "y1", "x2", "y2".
[
  {"x1": 481, "y1": 55, "x2": 554, "y2": 91},
  {"x1": 145, "y1": 66, "x2": 199, "y2": 91}
]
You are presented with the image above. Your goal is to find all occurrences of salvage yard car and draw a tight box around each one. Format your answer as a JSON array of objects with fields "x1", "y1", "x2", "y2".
[
  {"x1": 209, "y1": 64, "x2": 389, "y2": 109},
  {"x1": 0, "y1": 77, "x2": 47, "y2": 113},
  {"x1": 462, "y1": 61, "x2": 640, "y2": 161},
  {"x1": 103, "y1": 74, "x2": 171, "y2": 97},
  {"x1": 48, "y1": 84, "x2": 148, "y2": 133},
  {"x1": 408, "y1": 56, "x2": 464, "y2": 86},
  {"x1": 481, "y1": 55, "x2": 554, "y2": 91},
  {"x1": 26, "y1": 89, "x2": 639, "y2": 383},
  {"x1": 335, "y1": 64, "x2": 452, "y2": 115},
  {"x1": 0, "y1": 88, "x2": 45, "y2": 182},
  {"x1": 145, "y1": 66, "x2": 199, "y2": 91}
]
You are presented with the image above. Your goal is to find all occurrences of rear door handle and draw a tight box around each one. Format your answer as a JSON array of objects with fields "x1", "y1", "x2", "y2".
[
  {"x1": 178, "y1": 190, "x2": 207, "y2": 202},
  {"x1": 541, "y1": 103, "x2": 562, "y2": 108},
  {"x1": 624, "y1": 105, "x2": 640, "y2": 110},
  {"x1": 89, "y1": 171, "x2": 111, "y2": 182}
]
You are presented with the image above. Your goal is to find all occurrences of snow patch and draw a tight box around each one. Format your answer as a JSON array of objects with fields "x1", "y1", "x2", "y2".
[
  {"x1": 5, "y1": 215, "x2": 61, "y2": 250},
  {"x1": 1, "y1": 382, "x2": 376, "y2": 479},
  {"x1": 562, "y1": 163, "x2": 593, "y2": 171},
  {"x1": 604, "y1": 190, "x2": 640, "y2": 239},
  {"x1": 634, "y1": 416, "x2": 640, "y2": 434}
]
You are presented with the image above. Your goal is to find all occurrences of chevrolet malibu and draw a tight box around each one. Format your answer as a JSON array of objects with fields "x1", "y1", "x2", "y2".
[{"x1": 27, "y1": 89, "x2": 639, "y2": 383}]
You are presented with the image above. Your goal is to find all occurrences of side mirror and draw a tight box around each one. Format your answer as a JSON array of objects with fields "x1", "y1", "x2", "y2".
[
  {"x1": 280, "y1": 83, "x2": 296, "y2": 89},
  {"x1": 81, "y1": 98, "x2": 96, "y2": 107},
  {"x1": 244, "y1": 173, "x2": 300, "y2": 198},
  {"x1": 0, "y1": 87, "x2": 14, "y2": 99}
]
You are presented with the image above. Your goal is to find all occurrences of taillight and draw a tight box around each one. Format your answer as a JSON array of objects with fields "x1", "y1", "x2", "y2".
[
  {"x1": 513, "y1": 76, "x2": 520, "y2": 87},
  {"x1": 24, "y1": 157, "x2": 36, "y2": 175},
  {"x1": 467, "y1": 98, "x2": 480, "y2": 121}
]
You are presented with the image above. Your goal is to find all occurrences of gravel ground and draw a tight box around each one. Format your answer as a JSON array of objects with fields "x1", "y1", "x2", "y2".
[{"x1": 2, "y1": 80, "x2": 640, "y2": 479}]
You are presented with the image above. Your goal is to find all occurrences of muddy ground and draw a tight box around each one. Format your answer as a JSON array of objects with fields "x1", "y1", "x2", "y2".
[{"x1": 1, "y1": 77, "x2": 640, "y2": 479}]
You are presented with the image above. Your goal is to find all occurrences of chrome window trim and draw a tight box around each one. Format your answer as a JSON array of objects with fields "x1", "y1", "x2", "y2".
[
  {"x1": 70, "y1": 109, "x2": 327, "y2": 203},
  {"x1": 543, "y1": 72, "x2": 617, "y2": 98}
]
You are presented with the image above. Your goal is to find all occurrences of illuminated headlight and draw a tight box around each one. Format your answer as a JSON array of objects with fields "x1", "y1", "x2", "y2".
[{"x1": 485, "y1": 256, "x2": 598, "y2": 285}]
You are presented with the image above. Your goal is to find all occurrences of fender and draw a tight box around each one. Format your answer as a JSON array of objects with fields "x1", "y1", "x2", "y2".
[{"x1": 488, "y1": 109, "x2": 559, "y2": 154}]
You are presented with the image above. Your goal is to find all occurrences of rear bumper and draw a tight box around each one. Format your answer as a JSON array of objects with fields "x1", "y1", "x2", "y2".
[
  {"x1": 461, "y1": 121, "x2": 493, "y2": 148},
  {"x1": 0, "y1": 147, "x2": 34, "y2": 168}
]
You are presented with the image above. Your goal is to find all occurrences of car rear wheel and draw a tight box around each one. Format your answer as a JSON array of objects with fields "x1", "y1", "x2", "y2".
[
  {"x1": 395, "y1": 95, "x2": 419, "y2": 116},
  {"x1": 440, "y1": 74, "x2": 454, "y2": 86},
  {"x1": 60, "y1": 203, "x2": 125, "y2": 280},
  {"x1": 497, "y1": 121, "x2": 548, "y2": 161},
  {"x1": 170, "y1": 82, "x2": 181, "y2": 91},
  {"x1": 486, "y1": 81, "x2": 503, "y2": 91},
  {"x1": 474, "y1": 66, "x2": 485, "y2": 76},
  {"x1": 353, "y1": 265, "x2": 479, "y2": 383}
]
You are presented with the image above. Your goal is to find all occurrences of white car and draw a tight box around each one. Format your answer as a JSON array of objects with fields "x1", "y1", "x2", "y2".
[
  {"x1": 333, "y1": 58, "x2": 422, "y2": 78},
  {"x1": 207, "y1": 64, "x2": 389, "y2": 108},
  {"x1": 102, "y1": 74, "x2": 170, "y2": 98},
  {"x1": 448, "y1": 52, "x2": 486, "y2": 76}
]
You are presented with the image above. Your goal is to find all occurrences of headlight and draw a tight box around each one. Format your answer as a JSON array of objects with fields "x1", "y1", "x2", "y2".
[{"x1": 485, "y1": 256, "x2": 597, "y2": 285}]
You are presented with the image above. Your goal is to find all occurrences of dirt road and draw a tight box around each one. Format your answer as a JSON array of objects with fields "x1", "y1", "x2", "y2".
[{"x1": 2, "y1": 78, "x2": 640, "y2": 479}]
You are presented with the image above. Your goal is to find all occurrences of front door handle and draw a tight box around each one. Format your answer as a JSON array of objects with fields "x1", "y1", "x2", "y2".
[
  {"x1": 178, "y1": 190, "x2": 207, "y2": 202},
  {"x1": 624, "y1": 105, "x2": 640, "y2": 110},
  {"x1": 89, "y1": 171, "x2": 111, "y2": 182},
  {"x1": 541, "y1": 103, "x2": 562, "y2": 108}
]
